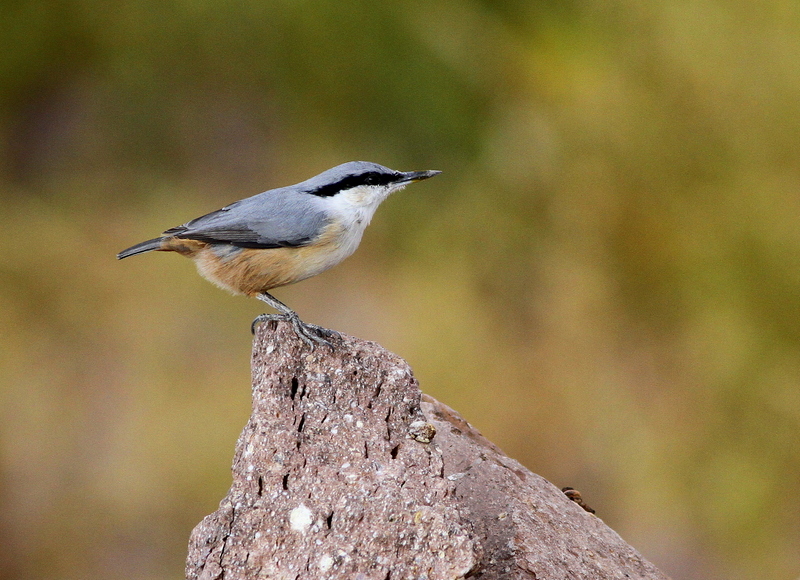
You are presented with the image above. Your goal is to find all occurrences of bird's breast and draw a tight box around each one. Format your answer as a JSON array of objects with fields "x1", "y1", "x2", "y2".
[{"x1": 191, "y1": 219, "x2": 364, "y2": 296}]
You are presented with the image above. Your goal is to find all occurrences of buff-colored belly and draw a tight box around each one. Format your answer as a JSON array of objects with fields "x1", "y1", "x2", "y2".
[
  {"x1": 158, "y1": 221, "x2": 358, "y2": 296},
  {"x1": 193, "y1": 244, "x2": 342, "y2": 296}
]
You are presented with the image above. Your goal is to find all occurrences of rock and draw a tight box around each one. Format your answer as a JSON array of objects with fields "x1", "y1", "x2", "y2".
[{"x1": 186, "y1": 321, "x2": 669, "y2": 580}]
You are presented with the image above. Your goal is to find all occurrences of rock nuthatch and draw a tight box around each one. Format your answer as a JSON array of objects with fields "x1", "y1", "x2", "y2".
[{"x1": 118, "y1": 161, "x2": 440, "y2": 347}]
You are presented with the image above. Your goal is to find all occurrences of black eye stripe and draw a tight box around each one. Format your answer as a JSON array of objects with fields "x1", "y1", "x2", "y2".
[{"x1": 310, "y1": 171, "x2": 400, "y2": 197}]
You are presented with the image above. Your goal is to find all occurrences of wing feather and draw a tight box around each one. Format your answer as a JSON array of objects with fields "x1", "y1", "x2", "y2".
[{"x1": 162, "y1": 192, "x2": 326, "y2": 249}]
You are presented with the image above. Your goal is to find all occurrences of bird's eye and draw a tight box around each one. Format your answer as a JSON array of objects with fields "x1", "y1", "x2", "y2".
[{"x1": 363, "y1": 175, "x2": 377, "y2": 185}]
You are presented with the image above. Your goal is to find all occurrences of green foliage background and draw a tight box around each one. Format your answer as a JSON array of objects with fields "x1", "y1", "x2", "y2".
[{"x1": 2, "y1": 1, "x2": 799, "y2": 578}]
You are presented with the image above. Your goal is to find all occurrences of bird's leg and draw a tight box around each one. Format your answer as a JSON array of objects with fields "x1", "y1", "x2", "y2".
[{"x1": 252, "y1": 292, "x2": 338, "y2": 349}]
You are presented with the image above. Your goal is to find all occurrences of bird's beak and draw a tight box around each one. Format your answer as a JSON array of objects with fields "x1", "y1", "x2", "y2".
[{"x1": 399, "y1": 170, "x2": 442, "y2": 183}]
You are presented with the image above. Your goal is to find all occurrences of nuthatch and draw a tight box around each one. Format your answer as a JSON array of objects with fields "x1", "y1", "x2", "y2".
[{"x1": 118, "y1": 161, "x2": 440, "y2": 347}]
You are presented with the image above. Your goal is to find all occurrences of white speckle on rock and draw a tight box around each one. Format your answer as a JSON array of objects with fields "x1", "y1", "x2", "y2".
[
  {"x1": 319, "y1": 554, "x2": 334, "y2": 572},
  {"x1": 247, "y1": 464, "x2": 254, "y2": 472},
  {"x1": 290, "y1": 504, "x2": 313, "y2": 534},
  {"x1": 356, "y1": 420, "x2": 364, "y2": 428},
  {"x1": 266, "y1": 344, "x2": 275, "y2": 354},
  {"x1": 344, "y1": 414, "x2": 354, "y2": 423}
]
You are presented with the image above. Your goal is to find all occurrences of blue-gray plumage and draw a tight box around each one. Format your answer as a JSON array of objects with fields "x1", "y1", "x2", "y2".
[{"x1": 118, "y1": 161, "x2": 440, "y2": 347}]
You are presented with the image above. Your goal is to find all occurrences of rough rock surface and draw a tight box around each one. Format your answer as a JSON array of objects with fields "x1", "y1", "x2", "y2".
[{"x1": 186, "y1": 321, "x2": 670, "y2": 580}]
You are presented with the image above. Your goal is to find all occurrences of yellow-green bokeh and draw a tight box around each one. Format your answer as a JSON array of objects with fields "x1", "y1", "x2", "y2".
[{"x1": 2, "y1": 1, "x2": 799, "y2": 579}]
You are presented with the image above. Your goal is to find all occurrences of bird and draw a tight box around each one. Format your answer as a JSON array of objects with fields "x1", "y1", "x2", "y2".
[{"x1": 118, "y1": 161, "x2": 441, "y2": 347}]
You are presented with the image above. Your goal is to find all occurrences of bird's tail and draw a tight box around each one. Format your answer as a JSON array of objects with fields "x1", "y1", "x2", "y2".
[{"x1": 117, "y1": 237, "x2": 164, "y2": 259}]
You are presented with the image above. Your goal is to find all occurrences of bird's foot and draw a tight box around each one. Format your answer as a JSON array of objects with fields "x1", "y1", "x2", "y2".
[
  {"x1": 251, "y1": 313, "x2": 339, "y2": 350},
  {"x1": 251, "y1": 313, "x2": 283, "y2": 334},
  {"x1": 296, "y1": 321, "x2": 340, "y2": 349}
]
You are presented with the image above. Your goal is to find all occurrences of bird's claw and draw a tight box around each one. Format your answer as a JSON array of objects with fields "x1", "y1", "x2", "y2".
[
  {"x1": 289, "y1": 317, "x2": 339, "y2": 350},
  {"x1": 251, "y1": 313, "x2": 339, "y2": 351},
  {"x1": 251, "y1": 313, "x2": 282, "y2": 335}
]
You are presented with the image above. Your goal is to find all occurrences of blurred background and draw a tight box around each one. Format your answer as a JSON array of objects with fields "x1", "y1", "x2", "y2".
[{"x1": 1, "y1": 0, "x2": 799, "y2": 578}]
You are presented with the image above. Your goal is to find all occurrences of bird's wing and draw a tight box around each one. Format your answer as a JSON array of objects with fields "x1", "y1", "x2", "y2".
[{"x1": 163, "y1": 191, "x2": 328, "y2": 249}]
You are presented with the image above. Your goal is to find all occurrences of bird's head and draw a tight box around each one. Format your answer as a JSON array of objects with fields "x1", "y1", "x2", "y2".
[{"x1": 300, "y1": 161, "x2": 441, "y2": 209}]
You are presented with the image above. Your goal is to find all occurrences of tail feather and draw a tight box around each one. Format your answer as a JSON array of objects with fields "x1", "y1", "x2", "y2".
[{"x1": 117, "y1": 237, "x2": 164, "y2": 259}]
